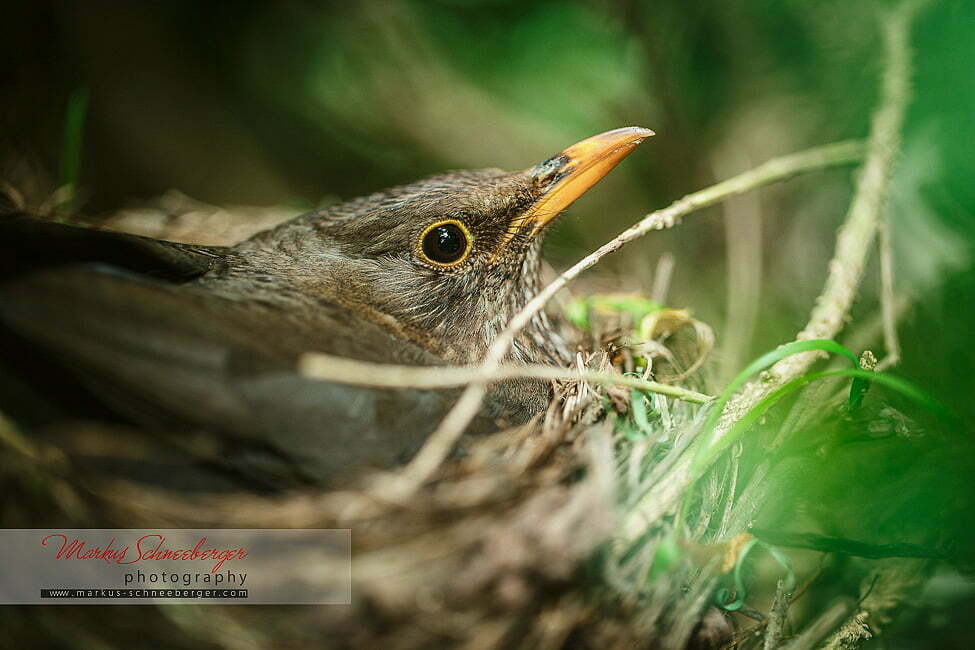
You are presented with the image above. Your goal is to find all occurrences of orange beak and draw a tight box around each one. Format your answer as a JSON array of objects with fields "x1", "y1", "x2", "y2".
[{"x1": 493, "y1": 126, "x2": 654, "y2": 256}]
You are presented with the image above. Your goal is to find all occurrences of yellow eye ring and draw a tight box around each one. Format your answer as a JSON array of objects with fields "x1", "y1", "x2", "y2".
[{"x1": 416, "y1": 219, "x2": 473, "y2": 269}]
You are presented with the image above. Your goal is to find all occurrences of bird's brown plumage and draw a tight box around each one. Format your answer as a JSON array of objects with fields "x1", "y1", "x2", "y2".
[{"x1": 0, "y1": 127, "x2": 652, "y2": 488}]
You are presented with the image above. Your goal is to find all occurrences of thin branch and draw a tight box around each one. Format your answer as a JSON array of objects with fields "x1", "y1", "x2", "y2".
[
  {"x1": 625, "y1": 0, "x2": 930, "y2": 538},
  {"x1": 298, "y1": 352, "x2": 713, "y2": 403},
  {"x1": 382, "y1": 139, "x2": 866, "y2": 497},
  {"x1": 876, "y1": 217, "x2": 902, "y2": 370},
  {"x1": 782, "y1": 600, "x2": 853, "y2": 650},
  {"x1": 763, "y1": 579, "x2": 791, "y2": 650}
]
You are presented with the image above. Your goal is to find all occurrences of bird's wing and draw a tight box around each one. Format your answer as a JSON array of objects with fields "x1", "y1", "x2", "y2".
[
  {"x1": 0, "y1": 213, "x2": 224, "y2": 280},
  {"x1": 0, "y1": 219, "x2": 537, "y2": 487}
]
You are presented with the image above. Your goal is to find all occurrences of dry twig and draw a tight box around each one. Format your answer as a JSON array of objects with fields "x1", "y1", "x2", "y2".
[
  {"x1": 298, "y1": 353, "x2": 713, "y2": 404},
  {"x1": 763, "y1": 579, "x2": 791, "y2": 650}
]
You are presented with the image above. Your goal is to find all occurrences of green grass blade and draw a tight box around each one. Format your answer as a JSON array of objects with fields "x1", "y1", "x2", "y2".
[
  {"x1": 695, "y1": 368, "x2": 949, "y2": 472},
  {"x1": 629, "y1": 389, "x2": 656, "y2": 438},
  {"x1": 693, "y1": 340, "x2": 859, "y2": 472},
  {"x1": 59, "y1": 88, "x2": 90, "y2": 209}
]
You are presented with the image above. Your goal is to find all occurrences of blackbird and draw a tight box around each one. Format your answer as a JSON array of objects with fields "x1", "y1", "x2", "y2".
[{"x1": 0, "y1": 127, "x2": 653, "y2": 486}]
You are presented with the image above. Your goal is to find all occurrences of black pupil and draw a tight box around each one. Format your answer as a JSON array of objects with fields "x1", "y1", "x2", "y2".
[{"x1": 423, "y1": 224, "x2": 466, "y2": 264}]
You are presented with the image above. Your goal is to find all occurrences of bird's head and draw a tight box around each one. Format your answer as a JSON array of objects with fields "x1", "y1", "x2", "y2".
[{"x1": 243, "y1": 127, "x2": 653, "y2": 365}]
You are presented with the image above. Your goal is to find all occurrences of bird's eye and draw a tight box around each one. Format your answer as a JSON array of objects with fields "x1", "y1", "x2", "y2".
[{"x1": 417, "y1": 219, "x2": 473, "y2": 268}]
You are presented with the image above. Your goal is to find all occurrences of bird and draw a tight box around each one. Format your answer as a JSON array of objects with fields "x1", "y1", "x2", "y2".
[{"x1": 0, "y1": 127, "x2": 653, "y2": 488}]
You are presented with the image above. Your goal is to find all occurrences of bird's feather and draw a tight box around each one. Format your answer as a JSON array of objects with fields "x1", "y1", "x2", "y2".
[{"x1": 0, "y1": 218, "x2": 536, "y2": 487}]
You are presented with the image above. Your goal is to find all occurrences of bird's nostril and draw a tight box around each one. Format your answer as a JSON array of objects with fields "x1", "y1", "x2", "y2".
[{"x1": 530, "y1": 154, "x2": 570, "y2": 187}]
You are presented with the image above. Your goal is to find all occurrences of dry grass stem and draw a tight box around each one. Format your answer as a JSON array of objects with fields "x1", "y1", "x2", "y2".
[
  {"x1": 651, "y1": 251, "x2": 676, "y2": 304},
  {"x1": 298, "y1": 353, "x2": 713, "y2": 403},
  {"x1": 877, "y1": 216, "x2": 902, "y2": 370}
]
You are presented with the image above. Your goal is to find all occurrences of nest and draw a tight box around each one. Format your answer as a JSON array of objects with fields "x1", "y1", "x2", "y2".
[{"x1": 0, "y1": 194, "x2": 745, "y2": 648}]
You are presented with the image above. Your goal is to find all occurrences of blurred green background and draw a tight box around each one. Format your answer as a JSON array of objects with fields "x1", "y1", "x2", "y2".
[{"x1": 1, "y1": 0, "x2": 973, "y2": 644}]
